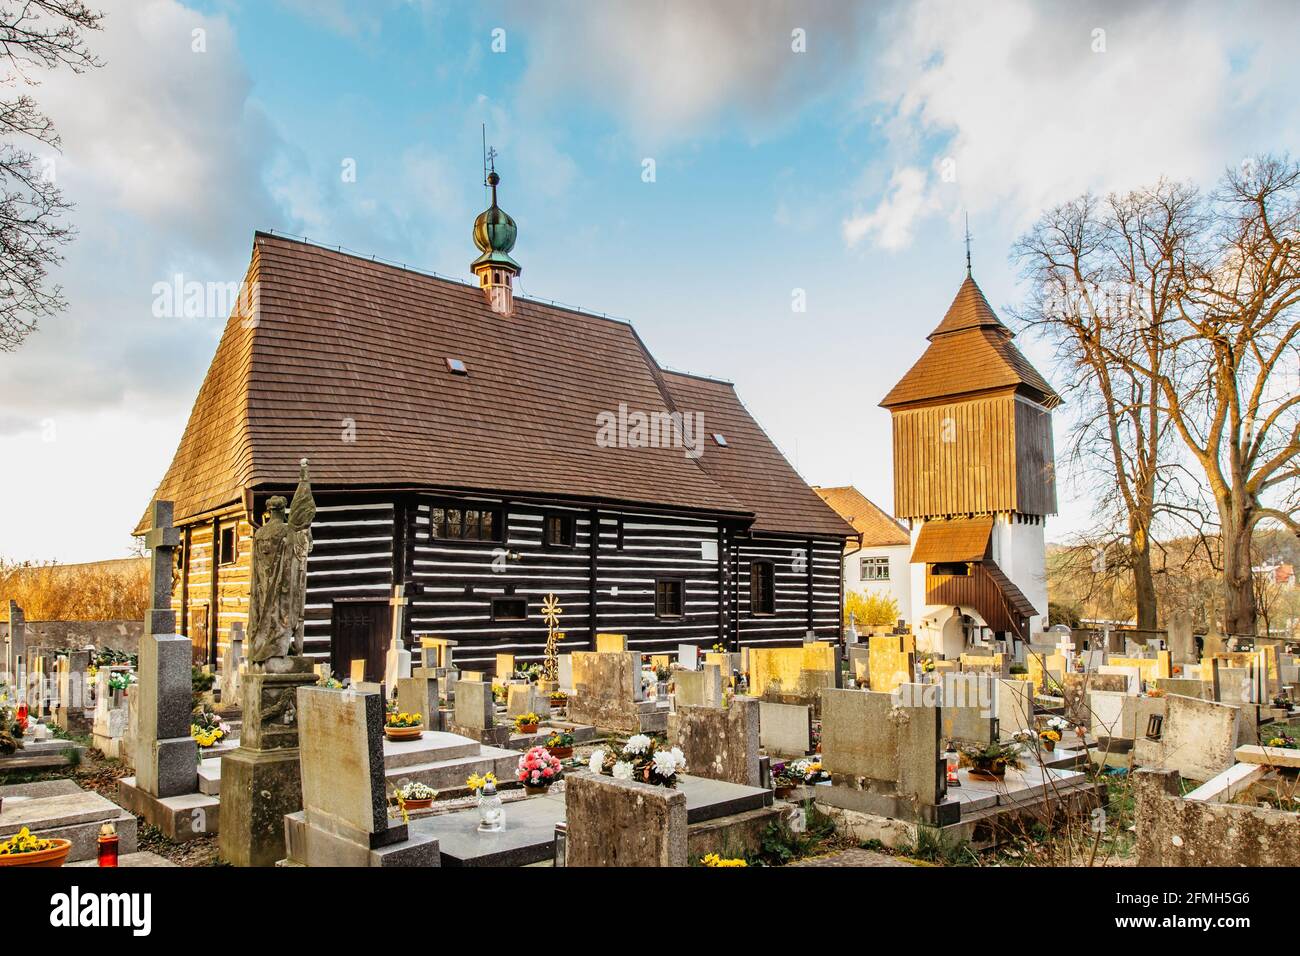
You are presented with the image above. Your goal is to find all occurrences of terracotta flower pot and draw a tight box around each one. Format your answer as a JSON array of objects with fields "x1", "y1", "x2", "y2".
[
  {"x1": 549, "y1": 746, "x2": 574, "y2": 759},
  {"x1": 524, "y1": 784, "x2": 550, "y2": 795},
  {"x1": 774, "y1": 784, "x2": 796, "y2": 799},
  {"x1": 385, "y1": 725, "x2": 423, "y2": 742},
  {"x1": 968, "y1": 761, "x2": 1006, "y2": 781},
  {"x1": 1042, "y1": 739, "x2": 1056, "y2": 753},
  {"x1": 0, "y1": 838, "x2": 72, "y2": 868},
  {"x1": 517, "y1": 723, "x2": 538, "y2": 735},
  {"x1": 402, "y1": 797, "x2": 434, "y2": 811}
]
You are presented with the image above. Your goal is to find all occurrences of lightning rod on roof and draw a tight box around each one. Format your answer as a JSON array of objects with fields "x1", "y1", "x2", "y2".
[{"x1": 964, "y1": 212, "x2": 973, "y2": 277}]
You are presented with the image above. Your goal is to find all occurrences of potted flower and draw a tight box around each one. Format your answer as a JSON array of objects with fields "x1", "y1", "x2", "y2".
[
  {"x1": 0, "y1": 695, "x2": 23, "y2": 757},
  {"x1": 1039, "y1": 729, "x2": 1061, "y2": 753},
  {"x1": 588, "y1": 734, "x2": 687, "y2": 788},
  {"x1": 385, "y1": 709, "x2": 424, "y2": 741},
  {"x1": 654, "y1": 663, "x2": 671, "y2": 699},
  {"x1": 544, "y1": 729, "x2": 575, "y2": 759},
  {"x1": 190, "y1": 706, "x2": 230, "y2": 750},
  {"x1": 792, "y1": 758, "x2": 829, "y2": 785},
  {"x1": 1265, "y1": 733, "x2": 1298, "y2": 750},
  {"x1": 548, "y1": 690, "x2": 567, "y2": 714},
  {"x1": 960, "y1": 741, "x2": 1024, "y2": 780},
  {"x1": 513, "y1": 712, "x2": 540, "y2": 735},
  {"x1": 771, "y1": 762, "x2": 799, "y2": 798},
  {"x1": 700, "y1": 853, "x2": 748, "y2": 867},
  {"x1": 395, "y1": 781, "x2": 438, "y2": 811},
  {"x1": 810, "y1": 722, "x2": 822, "y2": 754},
  {"x1": 517, "y1": 746, "x2": 563, "y2": 793},
  {"x1": 0, "y1": 827, "x2": 72, "y2": 868}
]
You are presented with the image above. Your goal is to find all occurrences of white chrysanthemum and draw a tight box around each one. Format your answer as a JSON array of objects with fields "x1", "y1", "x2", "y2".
[
  {"x1": 612, "y1": 761, "x2": 635, "y2": 780},
  {"x1": 652, "y1": 750, "x2": 679, "y2": 778},
  {"x1": 670, "y1": 746, "x2": 686, "y2": 771},
  {"x1": 588, "y1": 749, "x2": 605, "y2": 774},
  {"x1": 623, "y1": 734, "x2": 651, "y2": 755}
]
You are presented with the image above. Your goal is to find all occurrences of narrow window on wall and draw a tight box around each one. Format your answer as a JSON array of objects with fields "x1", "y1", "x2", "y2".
[
  {"x1": 218, "y1": 526, "x2": 237, "y2": 566},
  {"x1": 655, "y1": 578, "x2": 684, "y2": 618},
  {"x1": 749, "y1": 561, "x2": 775, "y2": 614},
  {"x1": 544, "y1": 514, "x2": 575, "y2": 548}
]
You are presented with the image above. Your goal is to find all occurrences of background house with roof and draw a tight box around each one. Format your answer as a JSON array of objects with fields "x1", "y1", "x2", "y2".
[
  {"x1": 137, "y1": 174, "x2": 852, "y2": 675},
  {"x1": 813, "y1": 486, "x2": 911, "y2": 626},
  {"x1": 879, "y1": 272, "x2": 1060, "y2": 659}
]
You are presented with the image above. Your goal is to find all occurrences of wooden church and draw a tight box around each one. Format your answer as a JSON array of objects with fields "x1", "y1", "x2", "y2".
[
  {"x1": 139, "y1": 169, "x2": 852, "y2": 677},
  {"x1": 879, "y1": 270, "x2": 1059, "y2": 658}
]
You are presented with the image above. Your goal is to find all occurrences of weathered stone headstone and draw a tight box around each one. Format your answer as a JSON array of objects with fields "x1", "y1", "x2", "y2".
[
  {"x1": 1098, "y1": 664, "x2": 1142, "y2": 695},
  {"x1": 495, "y1": 653, "x2": 515, "y2": 682},
  {"x1": 567, "y1": 650, "x2": 665, "y2": 734},
  {"x1": 758, "y1": 700, "x2": 813, "y2": 756},
  {"x1": 505, "y1": 681, "x2": 548, "y2": 719},
  {"x1": 1167, "y1": 612, "x2": 1196, "y2": 665},
  {"x1": 996, "y1": 677, "x2": 1034, "y2": 741},
  {"x1": 867, "y1": 634, "x2": 914, "y2": 693},
  {"x1": 676, "y1": 644, "x2": 699, "y2": 671},
  {"x1": 4, "y1": 600, "x2": 23, "y2": 688},
  {"x1": 565, "y1": 772, "x2": 686, "y2": 867},
  {"x1": 668, "y1": 697, "x2": 760, "y2": 787},
  {"x1": 557, "y1": 653, "x2": 574, "y2": 692},
  {"x1": 219, "y1": 622, "x2": 244, "y2": 706},
  {"x1": 54, "y1": 649, "x2": 92, "y2": 734},
  {"x1": 673, "y1": 663, "x2": 722, "y2": 709},
  {"x1": 939, "y1": 673, "x2": 997, "y2": 747},
  {"x1": 1138, "y1": 694, "x2": 1240, "y2": 783},
  {"x1": 396, "y1": 673, "x2": 441, "y2": 732},
  {"x1": 453, "y1": 678, "x2": 493, "y2": 731},
  {"x1": 283, "y1": 686, "x2": 439, "y2": 866}
]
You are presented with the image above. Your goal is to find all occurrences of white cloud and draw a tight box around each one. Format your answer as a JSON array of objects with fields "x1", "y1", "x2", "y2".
[
  {"x1": 842, "y1": 166, "x2": 937, "y2": 250},
  {"x1": 512, "y1": 0, "x2": 874, "y2": 141},
  {"x1": 847, "y1": 0, "x2": 1300, "y2": 249}
]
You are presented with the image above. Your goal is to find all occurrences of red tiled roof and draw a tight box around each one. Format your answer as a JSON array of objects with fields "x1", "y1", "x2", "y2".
[
  {"x1": 812, "y1": 486, "x2": 909, "y2": 547},
  {"x1": 880, "y1": 275, "x2": 1060, "y2": 410},
  {"x1": 139, "y1": 234, "x2": 849, "y2": 539}
]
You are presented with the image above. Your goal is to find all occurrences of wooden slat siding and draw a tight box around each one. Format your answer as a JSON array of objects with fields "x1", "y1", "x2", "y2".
[
  {"x1": 732, "y1": 535, "x2": 842, "y2": 647},
  {"x1": 892, "y1": 393, "x2": 1020, "y2": 519},
  {"x1": 925, "y1": 562, "x2": 1025, "y2": 640},
  {"x1": 179, "y1": 523, "x2": 214, "y2": 661},
  {"x1": 303, "y1": 502, "x2": 394, "y2": 661},
  {"x1": 1014, "y1": 396, "x2": 1058, "y2": 516},
  {"x1": 213, "y1": 514, "x2": 253, "y2": 662}
]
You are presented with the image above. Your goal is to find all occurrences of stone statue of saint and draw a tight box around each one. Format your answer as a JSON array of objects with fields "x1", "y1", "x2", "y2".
[{"x1": 248, "y1": 459, "x2": 315, "y2": 665}]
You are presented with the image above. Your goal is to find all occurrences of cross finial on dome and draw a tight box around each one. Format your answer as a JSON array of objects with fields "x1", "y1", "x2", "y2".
[{"x1": 964, "y1": 212, "x2": 973, "y2": 277}]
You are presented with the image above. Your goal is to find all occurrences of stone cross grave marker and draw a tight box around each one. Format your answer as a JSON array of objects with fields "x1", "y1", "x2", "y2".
[
  {"x1": 136, "y1": 500, "x2": 198, "y2": 798},
  {"x1": 384, "y1": 585, "x2": 412, "y2": 693},
  {"x1": 219, "y1": 621, "x2": 244, "y2": 706}
]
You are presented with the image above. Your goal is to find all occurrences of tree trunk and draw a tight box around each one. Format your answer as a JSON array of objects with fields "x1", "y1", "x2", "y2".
[
  {"x1": 1130, "y1": 517, "x2": 1158, "y2": 632},
  {"x1": 1220, "y1": 509, "x2": 1257, "y2": 637}
]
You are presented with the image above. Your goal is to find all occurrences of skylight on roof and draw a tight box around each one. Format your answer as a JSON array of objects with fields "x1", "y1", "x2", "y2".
[
  {"x1": 446, "y1": 358, "x2": 468, "y2": 375},
  {"x1": 712, "y1": 433, "x2": 728, "y2": 446}
]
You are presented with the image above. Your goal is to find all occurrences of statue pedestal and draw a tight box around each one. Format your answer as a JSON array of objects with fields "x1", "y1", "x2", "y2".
[{"x1": 218, "y1": 657, "x2": 317, "y2": 867}]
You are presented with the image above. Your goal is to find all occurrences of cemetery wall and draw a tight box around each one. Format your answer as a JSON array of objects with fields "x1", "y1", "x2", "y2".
[
  {"x1": 1, "y1": 619, "x2": 142, "y2": 656},
  {"x1": 1134, "y1": 768, "x2": 1300, "y2": 866}
]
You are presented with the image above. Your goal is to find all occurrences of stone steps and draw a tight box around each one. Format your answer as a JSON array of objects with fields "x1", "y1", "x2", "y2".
[
  {"x1": 0, "y1": 780, "x2": 138, "y2": 862},
  {"x1": 384, "y1": 746, "x2": 520, "y2": 792}
]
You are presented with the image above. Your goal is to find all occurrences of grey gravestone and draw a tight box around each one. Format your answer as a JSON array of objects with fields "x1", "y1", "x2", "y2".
[
  {"x1": 454, "y1": 678, "x2": 493, "y2": 731},
  {"x1": 219, "y1": 622, "x2": 244, "y2": 706},
  {"x1": 135, "y1": 501, "x2": 198, "y2": 798},
  {"x1": 397, "y1": 674, "x2": 441, "y2": 732}
]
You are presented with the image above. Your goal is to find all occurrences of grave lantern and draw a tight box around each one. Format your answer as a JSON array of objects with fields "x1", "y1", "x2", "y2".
[
  {"x1": 944, "y1": 743, "x2": 960, "y2": 787},
  {"x1": 97, "y1": 823, "x2": 119, "y2": 867},
  {"x1": 477, "y1": 780, "x2": 504, "y2": 832}
]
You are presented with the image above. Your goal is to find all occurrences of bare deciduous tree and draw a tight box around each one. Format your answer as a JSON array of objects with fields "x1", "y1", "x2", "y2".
[
  {"x1": 0, "y1": 0, "x2": 103, "y2": 351},
  {"x1": 1013, "y1": 183, "x2": 1196, "y2": 630}
]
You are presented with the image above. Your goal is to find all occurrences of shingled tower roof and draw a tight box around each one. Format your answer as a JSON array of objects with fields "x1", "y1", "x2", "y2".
[{"x1": 879, "y1": 275, "x2": 1060, "y2": 410}]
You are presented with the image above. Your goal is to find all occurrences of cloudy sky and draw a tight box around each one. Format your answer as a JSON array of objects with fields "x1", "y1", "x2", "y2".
[{"x1": 1, "y1": 0, "x2": 1297, "y2": 562}]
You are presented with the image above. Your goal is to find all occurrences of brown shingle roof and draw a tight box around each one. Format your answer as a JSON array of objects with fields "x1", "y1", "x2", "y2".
[
  {"x1": 879, "y1": 275, "x2": 1060, "y2": 410},
  {"x1": 659, "y1": 372, "x2": 854, "y2": 538},
  {"x1": 139, "y1": 234, "x2": 848, "y2": 539},
  {"x1": 910, "y1": 515, "x2": 994, "y2": 564},
  {"x1": 812, "y1": 486, "x2": 909, "y2": 547}
]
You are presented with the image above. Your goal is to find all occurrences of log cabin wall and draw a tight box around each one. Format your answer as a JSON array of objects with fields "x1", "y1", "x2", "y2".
[
  {"x1": 171, "y1": 509, "x2": 253, "y2": 666},
  {"x1": 302, "y1": 500, "x2": 395, "y2": 663},
  {"x1": 406, "y1": 497, "x2": 724, "y2": 667},
  {"x1": 171, "y1": 491, "x2": 847, "y2": 673},
  {"x1": 732, "y1": 535, "x2": 843, "y2": 647}
]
